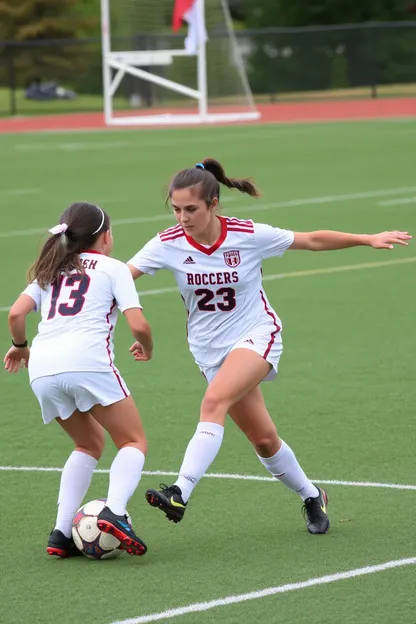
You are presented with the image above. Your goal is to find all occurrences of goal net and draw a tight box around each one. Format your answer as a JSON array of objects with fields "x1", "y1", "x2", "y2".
[{"x1": 101, "y1": 0, "x2": 260, "y2": 125}]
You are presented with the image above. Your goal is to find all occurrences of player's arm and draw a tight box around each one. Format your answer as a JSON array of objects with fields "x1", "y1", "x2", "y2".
[
  {"x1": 127, "y1": 265, "x2": 145, "y2": 280},
  {"x1": 127, "y1": 236, "x2": 166, "y2": 279},
  {"x1": 124, "y1": 308, "x2": 153, "y2": 361},
  {"x1": 113, "y1": 262, "x2": 154, "y2": 361},
  {"x1": 4, "y1": 294, "x2": 36, "y2": 373},
  {"x1": 290, "y1": 230, "x2": 411, "y2": 251}
]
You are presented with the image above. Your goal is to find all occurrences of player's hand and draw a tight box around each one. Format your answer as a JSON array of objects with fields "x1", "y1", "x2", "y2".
[
  {"x1": 369, "y1": 231, "x2": 412, "y2": 249},
  {"x1": 3, "y1": 346, "x2": 30, "y2": 373},
  {"x1": 129, "y1": 341, "x2": 152, "y2": 362}
]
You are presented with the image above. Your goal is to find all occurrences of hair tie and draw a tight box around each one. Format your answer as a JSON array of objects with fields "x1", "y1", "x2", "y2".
[
  {"x1": 49, "y1": 223, "x2": 68, "y2": 235},
  {"x1": 92, "y1": 206, "x2": 105, "y2": 235},
  {"x1": 195, "y1": 162, "x2": 205, "y2": 170}
]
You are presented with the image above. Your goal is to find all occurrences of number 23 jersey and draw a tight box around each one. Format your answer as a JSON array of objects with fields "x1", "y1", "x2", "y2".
[
  {"x1": 129, "y1": 216, "x2": 294, "y2": 368},
  {"x1": 22, "y1": 252, "x2": 141, "y2": 382}
]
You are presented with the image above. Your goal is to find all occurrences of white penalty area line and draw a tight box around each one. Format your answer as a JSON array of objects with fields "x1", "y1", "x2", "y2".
[
  {"x1": 1, "y1": 185, "x2": 416, "y2": 238},
  {"x1": 1, "y1": 466, "x2": 415, "y2": 491},
  {"x1": 0, "y1": 256, "x2": 414, "y2": 313},
  {"x1": 0, "y1": 188, "x2": 40, "y2": 199},
  {"x1": 109, "y1": 557, "x2": 416, "y2": 624},
  {"x1": 378, "y1": 196, "x2": 416, "y2": 207}
]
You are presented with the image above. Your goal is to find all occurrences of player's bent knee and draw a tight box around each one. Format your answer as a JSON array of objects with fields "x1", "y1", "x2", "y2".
[
  {"x1": 200, "y1": 391, "x2": 231, "y2": 419},
  {"x1": 252, "y1": 431, "x2": 280, "y2": 457},
  {"x1": 76, "y1": 438, "x2": 104, "y2": 460},
  {"x1": 119, "y1": 439, "x2": 148, "y2": 455}
]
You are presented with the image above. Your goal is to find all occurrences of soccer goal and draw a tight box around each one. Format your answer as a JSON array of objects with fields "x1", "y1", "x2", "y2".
[{"x1": 100, "y1": 0, "x2": 260, "y2": 126}]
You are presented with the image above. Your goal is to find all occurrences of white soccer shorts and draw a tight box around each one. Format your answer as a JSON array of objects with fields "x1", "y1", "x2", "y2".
[
  {"x1": 200, "y1": 327, "x2": 284, "y2": 384},
  {"x1": 31, "y1": 371, "x2": 130, "y2": 424}
]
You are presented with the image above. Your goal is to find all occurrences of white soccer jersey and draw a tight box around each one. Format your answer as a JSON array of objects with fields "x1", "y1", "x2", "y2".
[
  {"x1": 129, "y1": 216, "x2": 294, "y2": 368},
  {"x1": 23, "y1": 251, "x2": 141, "y2": 383}
]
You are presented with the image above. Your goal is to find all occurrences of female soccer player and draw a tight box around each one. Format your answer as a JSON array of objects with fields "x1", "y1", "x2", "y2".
[
  {"x1": 4, "y1": 202, "x2": 153, "y2": 557},
  {"x1": 127, "y1": 159, "x2": 411, "y2": 535}
]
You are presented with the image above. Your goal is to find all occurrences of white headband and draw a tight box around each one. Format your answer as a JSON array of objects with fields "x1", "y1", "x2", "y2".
[
  {"x1": 49, "y1": 223, "x2": 68, "y2": 235},
  {"x1": 48, "y1": 207, "x2": 104, "y2": 238},
  {"x1": 92, "y1": 206, "x2": 105, "y2": 235}
]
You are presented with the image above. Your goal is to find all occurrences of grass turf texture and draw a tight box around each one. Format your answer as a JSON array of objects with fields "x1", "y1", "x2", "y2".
[{"x1": 0, "y1": 119, "x2": 415, "y2": 624}]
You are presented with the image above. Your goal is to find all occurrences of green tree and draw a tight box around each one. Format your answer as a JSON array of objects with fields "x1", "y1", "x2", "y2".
[
  {"x1": 243, "y1": 0, "x2": 415, "y2": 95},
  {"x1": 244, "y1": 0, "x2": 412, "y2": 28},
  {"x1": 0, "y1": 0, "x2": 96, "y2": 88}
]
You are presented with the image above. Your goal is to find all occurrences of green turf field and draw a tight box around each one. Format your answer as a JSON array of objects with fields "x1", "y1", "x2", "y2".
[{"x1": 0, "y1": 119, "x2": 415, "y2": 624}]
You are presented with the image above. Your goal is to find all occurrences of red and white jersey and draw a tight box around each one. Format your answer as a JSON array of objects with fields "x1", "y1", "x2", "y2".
[
  {"x1": 23, "y1": 252, "x2": 141, "y2": 382},
  {"x1": 129, "y1": 216, "x2": 294, "y2": 368}
]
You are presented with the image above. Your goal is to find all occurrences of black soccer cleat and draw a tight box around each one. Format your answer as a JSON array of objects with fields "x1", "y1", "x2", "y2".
[
  {"x1": 302, "y1": 486, "x2": 330, "y2": 534},
  {"x1": 46, "y1": 529, "x2": 83, "y2": 558},
  {"x1": 145, "y1": 484, "x2": 187, "y2": 523},
  {"x1": 97, "y1": 506, "x2": 147, "y2": 556}
]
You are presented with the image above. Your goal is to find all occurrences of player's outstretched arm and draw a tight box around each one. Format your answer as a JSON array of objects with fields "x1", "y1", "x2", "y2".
[
  {"x1": 124, "y1": 308, "x2": 153, "y2": 361},
  {"x1": 4, "y1": 294, "x2": 35, "y2": 373},
  {"x1": 289, "y1": 230, "x2": 411, "y2": 252}
]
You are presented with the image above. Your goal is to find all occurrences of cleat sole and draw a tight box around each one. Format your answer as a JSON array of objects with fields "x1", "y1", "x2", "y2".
[
  {"x1": 97, "y1": 520, "x2": 147, "y2": 556},
  {"x1": 46, "y1": 546, "x2": 68, "y2": 558}
]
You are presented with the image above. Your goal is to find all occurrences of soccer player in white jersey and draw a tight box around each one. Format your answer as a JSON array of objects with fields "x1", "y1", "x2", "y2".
[
  {"x1": 128, "y1": 159, "x2": 411, "y2": 535},
  {"x1": 4, "y1": 202, "x2": 153, "y2": 557}
]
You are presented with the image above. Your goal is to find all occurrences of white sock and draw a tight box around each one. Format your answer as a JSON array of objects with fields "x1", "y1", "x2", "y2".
[
  {"x1": 174, "y1": 422, "x2": 224, "y2": 503},
  {"x1": 257, "y1": 440, "x2": 319, "y2": 501},
  {"x1": 106, "y1": 446, "x2": 145, "y2": 516},
  {"x1": 55, "y1": 450, "x2": 97, "y2": 538}
]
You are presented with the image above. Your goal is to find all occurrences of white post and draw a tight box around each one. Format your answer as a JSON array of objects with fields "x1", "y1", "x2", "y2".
[
  {"x1": 197, "y1": 0, "x2": 208, "y2": 120},
  {"x1": 100, "y1": 0, "x2": 113, "y2": 125}
]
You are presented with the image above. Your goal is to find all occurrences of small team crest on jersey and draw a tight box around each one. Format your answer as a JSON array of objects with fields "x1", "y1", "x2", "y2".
[{"x1": 223, "y1": 250, "x2": 241, "y2": 267}]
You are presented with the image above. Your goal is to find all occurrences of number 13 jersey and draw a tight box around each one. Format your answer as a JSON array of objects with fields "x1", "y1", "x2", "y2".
[
  {"x1": 22, "y1": 252, "x2": 142, "y2": 382},
  {"x1": 129, "y1": 216, "x2": 294, "y2": 369}
]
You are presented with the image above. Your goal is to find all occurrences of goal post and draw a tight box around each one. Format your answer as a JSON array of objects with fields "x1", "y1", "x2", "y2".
[{"x1": 100, "y1": 0, "x2": 260, "y2": 126}]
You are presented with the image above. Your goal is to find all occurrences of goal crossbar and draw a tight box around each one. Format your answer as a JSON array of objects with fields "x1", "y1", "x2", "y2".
[{"x1": 100, "y1": 0, "x2": 261, "y2": 126}]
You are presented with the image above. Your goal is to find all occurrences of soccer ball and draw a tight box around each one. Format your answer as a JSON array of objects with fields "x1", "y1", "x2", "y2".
[{"x1": 72, "y1": 499, "x2": 130, "y2": 559}]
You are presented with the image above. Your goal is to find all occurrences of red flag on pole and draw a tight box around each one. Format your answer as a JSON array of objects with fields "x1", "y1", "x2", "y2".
[
  {"x1": 172, "y1": 0, "x2": 208, "y2": 53},
  {"x1": 172, "y1": 0, "x2": 195, "y2": 31}
]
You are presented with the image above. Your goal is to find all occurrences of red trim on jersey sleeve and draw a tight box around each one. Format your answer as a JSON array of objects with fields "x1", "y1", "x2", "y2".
[
  {"x1": 227, "y1": 227, "x2": 254, "y2": 233},
  {"x1": 184, "y1": 216, "x2": 228, "y2": 255},
  {"x1": 159, "y1": 232, "x2": 186, "y2": 243},
  {"x1": 259, "y1": 290, "x2": 281, "y2": 359},
  {"x1": 159, "y1": 223, "x2": 182, "y2": 237},
  {"x1": 225, "y1": 217, "x2": 254, "y2": 227},
  {"x1": 226, "y1": 217, "x2": 254, "y2": 234}
]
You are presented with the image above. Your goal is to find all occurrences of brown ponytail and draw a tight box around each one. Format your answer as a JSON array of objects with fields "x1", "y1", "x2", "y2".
[
  {"x1": 201, "y1": 158, "x2": 260, "y2": 198},
  {"x1": 28, "y1": 202, "x2": 110, "y2": 289},
  {"x1": 168, "y1": 158, "x2": 261, "y2": 206}
]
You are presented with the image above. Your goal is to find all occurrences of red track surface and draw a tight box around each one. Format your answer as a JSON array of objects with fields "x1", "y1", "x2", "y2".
[{"x1": 0, "y1": 98, "x2": 415, "y2": 134}]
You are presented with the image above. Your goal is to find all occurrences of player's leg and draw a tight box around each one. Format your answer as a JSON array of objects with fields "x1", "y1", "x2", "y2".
[
  {"x1": 228, "y1": 387, "x2": 329, "y2": 534},
  {"x1": 31, "y1": 375, "x2": 104, "y2": 557},
  {"x1": 90, "y1": 396, "x2": 148, "y2": 556},
  {"x1": 146, "y1": 349, "x2": 270, "y2": 522},
  {"x1": 51, "y1": 410, "x2": 105, "y2": 552}
]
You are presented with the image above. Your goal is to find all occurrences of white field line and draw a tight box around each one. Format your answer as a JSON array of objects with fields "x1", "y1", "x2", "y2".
[
  {"x1": 1, "y1": 466, "x2": 415, "y2": 490},
  {"x1": 0, "y1": 256, "x2": 414, "y2": 313},
  {"x1": 14, "y1": 140, "x2": 135, "y2": 152},
  {"x1": 0, "y1": 185, "x2": 416, "y2": 239},
  {"x1": 109, "y1": 557, "x2": 416, "y2": 624},
  {"x1": 0, "y1": 188, "x2": 40, "y2": 198},
  {"x1": 378, "y1": 196, "x2": 416, "y2": 207}
]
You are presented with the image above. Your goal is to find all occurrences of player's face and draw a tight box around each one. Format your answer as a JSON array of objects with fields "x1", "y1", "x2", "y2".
[{"x1": 171, "y1": 188, "x2": 216, "y2": 236}]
